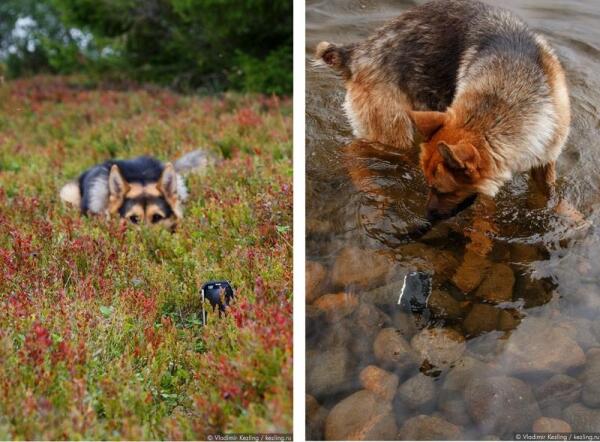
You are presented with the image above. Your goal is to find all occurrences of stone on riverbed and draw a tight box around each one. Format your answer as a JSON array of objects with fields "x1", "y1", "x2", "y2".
[
  {"x1": 312, "y1": 292, "x2": 358, "y2": 320},
  {"x1": 428, "y1": 289, "x2": 465, "y2": 319},
  {"x1": 359, "y1": 365, "x2": 399, "y2": 402},
  {"x1": 331, "y1": 246, "x2": 392, "y2": 288},
  {"x1": 464, "y1": 376, "x2": 540, "y2": 434},
  {"x1": 306, "y1": 347, "x2": 355, "y2": 397},
  {"x1": 306, "y1": 394, "x2": 329, "y2": 440},
  {"x1": 532, "y1": 417, "x2": 572, "y2": 433},
  {"x1": 398, "y1": 415, "x2": 462, "y2": 440},
  {"x1": 474, "y1": 263, "x2": 514, "y2": 303},
  {"x1": 580, "y1": 348, "x2": 600, "y2": 408},
  {"x1": 306, "y1": 261, "x2": 327, "y2": 303},
  {"x1": 411, "y1": 327, "x2": 466, "y2": 370},
  {"x1": 451, "y1": 250, "x2": 492, "y2": 293},
  {"x1": 373, "y1": 328, "x2": 416, "y2": 371},
  {"x1": 563, "y1": 403, "x2": 600, "y2": 432},
  {"x1": 396, "y1": 373, "x2": 436, "y2": 411},
  {"x1": 325, "y1": 390, "x2": 397, "y2": 440},
  {"x1": 534, "y1": 374, "x2": 582, "y2": 415},
  {"x1": 463, "y1": 303, "x2": 500, "y2": 337},
  {"x1": 500, "y1": 317, "x2": 586, "y2": 375}
]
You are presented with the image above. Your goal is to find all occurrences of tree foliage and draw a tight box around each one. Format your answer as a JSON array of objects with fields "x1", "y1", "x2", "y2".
[{"x1": 0, "y1": 0, "x2": 292, "y2": 94}]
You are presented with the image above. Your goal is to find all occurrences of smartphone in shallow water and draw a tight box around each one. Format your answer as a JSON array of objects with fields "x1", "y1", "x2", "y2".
[{"x1": 399, "y1": 271, "x2": 432, "y2": 313}]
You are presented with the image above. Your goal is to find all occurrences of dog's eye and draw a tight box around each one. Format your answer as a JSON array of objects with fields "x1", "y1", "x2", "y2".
[
  {"x1": 151, "y1": 214, "x2": 164, "y2": 224},
  {"x1": 128, "y1": 215, "x2": 139, "y2": 224}
]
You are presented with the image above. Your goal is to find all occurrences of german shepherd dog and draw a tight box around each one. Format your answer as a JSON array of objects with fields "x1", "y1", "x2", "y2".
[
  {"x1": 315, "y1": 0, "x2": 570, "y2": 221},
  {"x1": 60, "y1": 150, "x2": 210, "y2": 230}
]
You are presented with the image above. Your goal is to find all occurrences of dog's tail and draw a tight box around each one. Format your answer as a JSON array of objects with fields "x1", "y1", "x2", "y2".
[
  {"x1": 173, "y1": 149, "x2": 217, "y2": 175},
  {"x1": 60, "y1": 181, "x2": 81, "y2": 207},
  {"x1": 314, "y1": 41, "x2": 354, "y2": 78}
]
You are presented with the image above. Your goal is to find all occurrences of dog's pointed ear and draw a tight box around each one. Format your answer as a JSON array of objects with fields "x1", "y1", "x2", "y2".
[
  {"x1": 108, "y1": 164, "x2": 129, "y2": 199},
  {"x1": 410, "y1": 111, "x2": 447, "y2": 140},
  {"x1": 438, "y1": 141, "x2": 481, "y2": 176},
  {"x1": 158, "y1": 163, "x2": 178, "y2": 202}
]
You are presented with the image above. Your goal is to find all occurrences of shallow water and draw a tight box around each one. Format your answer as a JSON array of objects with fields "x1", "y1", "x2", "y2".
[{"x1": 306, "y1": 1, "x2": 600, "y2": 439}]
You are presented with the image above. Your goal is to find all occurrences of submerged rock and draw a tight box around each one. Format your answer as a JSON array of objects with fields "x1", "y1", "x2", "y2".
[
  {"x1": 355, "y1": 302, "x2": 390, "y2": 339},
  {"x1": 411, "y1": 327, "x2": 466, "y2": 370},
  {"x1": 312, "y1": 292, "x2": 358, "y2": 320},
  {"x1": 331, "y1": 246, "x2": 392, "y2": 289},
  {"x1": 396, "y1": 373, "x2": 436, "y2": 411},
  {"x1": 563, "y1": 403, "x2": 600, "y2": 432},
  {"x1": 325, "y1": 389, "x2": 397, "y2": 440},
  {"x1": 463, "y1": 303, "x2": 500, "y2": 337},
  {"x1": 438, "y1": 389, "x2": 471, "y2": 426},
  {"x1": 442, "y1": 356, "x2": 487, "y2": 392},
  {"x1": 306, "y1": 261, "x2": 327, "y2": 304},
  {"x1": 464, "y1": 376, "x2": 541, "y2": 434},
  {"x1": 532, "y1": 417, "x2": 572, "y2": 433},
  {"x1": 451, "y1": 250, "x2": 492, "y2": 293},
  {"x1": 373, "y1": 328, "x2": 416, "y2": 371},
  {"x1": 580, "y1": 348, "x2": 600, "y2": 408},
  {"x1": 428, "y1": 289, "x2": 465, "y2": 319},
  {"x1": 534, "y1": 374, "x2": 582, "y2": 412},
  {"x1": 306, "y1": 347, "x2": 355, "y2": 397},
  {"x1": 306, "y1": 394, "x2": 329, "y2": 440},
  {"x1": 474, "y1": 263, "x2": 514, "y2": 303},
  {"x1": 360, "y1": 365, "x2": 399, "y2": 402},
  {"x1": 500, "y1": 317, "x2": 586, "y2": 375},
  {"x1": 398, "y1": 415, "x2": 462, "y2": 440}
]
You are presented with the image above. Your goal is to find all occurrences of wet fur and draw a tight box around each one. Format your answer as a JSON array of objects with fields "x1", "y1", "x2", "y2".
[{"x1": 316, "y1": 0, "x2": 570, "y2": 218}]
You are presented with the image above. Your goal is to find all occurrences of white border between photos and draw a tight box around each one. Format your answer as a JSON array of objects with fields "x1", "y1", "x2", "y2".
[{"x1": 292, "y1": 0, "x2": 306, "y2": 440}]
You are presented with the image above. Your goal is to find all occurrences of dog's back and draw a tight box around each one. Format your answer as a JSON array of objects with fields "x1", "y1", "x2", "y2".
[{"x1": 315, "y1": 0, "x2": 568, "y2": 158}]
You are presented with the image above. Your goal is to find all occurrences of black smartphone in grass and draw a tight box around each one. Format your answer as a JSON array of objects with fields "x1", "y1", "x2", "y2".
[{"x1": 201, "y1": 280, "x2": 235, "y2": 323}]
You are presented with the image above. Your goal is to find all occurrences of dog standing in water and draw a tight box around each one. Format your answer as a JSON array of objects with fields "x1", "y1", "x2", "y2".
[{"x1": 315, "y1": 0, "x2": 571, "y2": 221}]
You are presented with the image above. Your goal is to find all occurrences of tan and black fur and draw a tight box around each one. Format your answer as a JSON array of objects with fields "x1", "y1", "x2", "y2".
[
  {"x1": 60, "y1": 150, "x2": 211, "y2": 230},
  {"x1": 315, "y1": 0, "x2": 570, "y2": 220}
]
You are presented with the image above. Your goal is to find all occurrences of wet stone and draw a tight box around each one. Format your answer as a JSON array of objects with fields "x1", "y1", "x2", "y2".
[
  {"x1": 580, "y1": 348, "x2": 600, "y2": 408},
  {"x1": 306, "y1": 394, "x2": 329, "y2": 440},
  {"x1": 534, "y1": 374, "x2": 582, "y2": 411},
  {"x1": 463, "y1": 303, "x2": 500, "y2": 337},
  {"x1": 313, "y1": 292, "x2": 358, "y2": 321},
  {"x1": 373, "y1": 328, "x2": 416, "y2": 371},
  {"x1": 355, "y1": 302, "x2": 389, "y2": 339},
  {"x1": 532, "y1": 417, "x2": 572, "y2": 433},
  {"x1": 398, "y1": 415, "x2": 462, "y2": 441},
  {"x1": 325, "y1": 389, "x2": 397, "y2": 440},
  {"x1": 390, "y1": 310, "x2": 418, "y2": 340},
  {"x1": 396, "y1": 373, "x2": 436, "y2": 411},
  {"x1": 442, "y1": 356, "x2": 488, "y2": 392},
  {"x1": 428, "y1": 289, "x2": 465, "y2": 320},
  {"x1": 464, "y1": 376, "x2": 541, "y2": 435},
  {"x1": 510, "y1": 243, "x2": 541, "y2": 263},
  {"x1": 411, "y1": 327, "x2": 466, "y2": 370},
  {"x1": 331, "y1": 246, "x2": 392, "y2": 289},
  {"x1": 451, "y1": 250, "x2": 492, "y2": 293},
  {"x1": 306, "y1": 261, "x2": 327, "y2": 304},
  {"x1": 360, "y1": 365, "x2": 399, "y2": 402},
  {"x1": 497, "y1": 309, "x2": 520, "y2": 332},
  {"x1": 558, "y1": 318, "x2": 600, "y2": 351},
  {"x1": 501, "y1": 317, "x2": 586, "y2": 375},
  {"x1": 563, "y1": 403, "x2": 600, "y2": 432},
  {"x1": 474, "y1": 263, "x2": 514, "y2": 303},
  {"x1": 438, "y1": 389, "x2": 471, "y2": 426},
  {"x1": 306, "y1": 347, "x2": 355, "y2": 398}
]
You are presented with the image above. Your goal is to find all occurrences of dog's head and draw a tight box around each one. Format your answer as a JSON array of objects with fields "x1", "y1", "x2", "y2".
[
  {"x1": 107, "y1": 163, "x2": 182, "y2": 230},
  {"x1": 410, "y1": 110, "x2": 486, "y2": 221}
]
